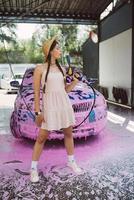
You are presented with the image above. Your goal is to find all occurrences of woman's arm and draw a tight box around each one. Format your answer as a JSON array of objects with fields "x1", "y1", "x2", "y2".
[
  {"x1": 33, "y1": 65, "x2": 45, "y2": 126},
  {"x1": 33, "y1": 65, "x2": 42, "y2": 112},
  {"x1": 61, "y1": 66, "x2": 79, "y2": 93},
  {"x1": 65, "y1": 77, "x2": 79, "y2": 93}
]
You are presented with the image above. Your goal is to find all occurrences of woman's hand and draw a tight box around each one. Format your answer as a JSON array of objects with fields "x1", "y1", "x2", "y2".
[
  {"x1": 73, "y1": 72, "x2": 81, "y2": 82},
  {"x1": 35, "y1": 113, "x2": 45, "y2": 127},
  {"x1": 65, "y1": 76, "x2": 79, "y2": 93}
]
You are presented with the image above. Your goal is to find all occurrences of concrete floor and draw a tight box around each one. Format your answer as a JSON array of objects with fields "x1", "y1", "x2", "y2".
[{"x1": 0, "y1": 92, "x2": 134, "y2": 200}]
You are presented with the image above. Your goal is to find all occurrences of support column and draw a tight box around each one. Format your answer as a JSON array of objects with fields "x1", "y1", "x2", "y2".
[{"x1": 131, "y1": 0, "x2": 134, "y2": 108}]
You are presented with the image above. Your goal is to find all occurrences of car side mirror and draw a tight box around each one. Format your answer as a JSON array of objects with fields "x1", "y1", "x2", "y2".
[{"x1": 10, "y1": 80, "x2": 20, "y2": 88}]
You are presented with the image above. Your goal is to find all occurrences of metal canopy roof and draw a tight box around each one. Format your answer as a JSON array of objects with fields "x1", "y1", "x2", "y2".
[{"x1": 0, "y1": 0, "x2": 113, "y2": 24}]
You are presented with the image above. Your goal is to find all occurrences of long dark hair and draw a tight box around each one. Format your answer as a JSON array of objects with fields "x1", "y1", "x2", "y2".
[{"x1": 43, "y1": 40, "x2": 65, "y2": 93}]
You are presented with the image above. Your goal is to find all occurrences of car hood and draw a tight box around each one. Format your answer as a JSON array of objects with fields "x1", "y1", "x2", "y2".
[{"x1": 68, "y1": 82, "x2": 105, "y2": 107}]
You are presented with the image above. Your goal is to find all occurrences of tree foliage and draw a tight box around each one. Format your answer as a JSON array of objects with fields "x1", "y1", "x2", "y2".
[
  {"x1": 0, "y1": 23, "x2": 17, "y2": 43},
  {"x1": 0, "y1": 24, "x2": 88, "y2": 65}
]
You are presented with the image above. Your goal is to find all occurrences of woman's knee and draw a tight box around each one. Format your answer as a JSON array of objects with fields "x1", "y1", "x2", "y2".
[
  {"x1": 37, "y1": 129, "x2": 49, "y2": 144},
  {"x1": 63, "y1": 126, "x2": 73, "y2": 138}
]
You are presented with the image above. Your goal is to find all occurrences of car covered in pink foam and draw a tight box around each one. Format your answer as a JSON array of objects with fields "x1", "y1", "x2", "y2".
[{"x1": 10, "y1": 67, "x2": 107, "y2": 140}]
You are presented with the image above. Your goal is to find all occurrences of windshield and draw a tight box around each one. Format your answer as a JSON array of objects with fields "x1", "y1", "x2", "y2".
[{"x1": 14, "y1": 74, "x2": 23, "y2": 79}]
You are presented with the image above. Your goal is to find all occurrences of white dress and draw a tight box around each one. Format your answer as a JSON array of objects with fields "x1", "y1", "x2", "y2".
[{"x1": 40, "y1": 66, "x2": 76, "y2": 131}]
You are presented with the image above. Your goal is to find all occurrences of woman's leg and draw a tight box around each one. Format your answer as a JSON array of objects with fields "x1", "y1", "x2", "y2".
[
  {"x1": 32, "y1": 128, "x2": 49, "y2": 161},
  {"x1": 30, "y1": 128, "x2": 49, "y2": 182},
  {"x1": 63, "y1": 126, "x2": 82, "y2": 174},
  {"x1": 63, "y1": 126, "x2": 74, "y2": 155}
]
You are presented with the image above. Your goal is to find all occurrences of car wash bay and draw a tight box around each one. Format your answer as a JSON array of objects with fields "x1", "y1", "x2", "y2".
[{"x1": 0, "y1": 0, "x2": 134, "y2": 199}]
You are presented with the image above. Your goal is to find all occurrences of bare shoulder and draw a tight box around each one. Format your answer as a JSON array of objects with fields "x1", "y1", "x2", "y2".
[{"x1": 34, "y1": 63, "x2": 46, "y2": 75}]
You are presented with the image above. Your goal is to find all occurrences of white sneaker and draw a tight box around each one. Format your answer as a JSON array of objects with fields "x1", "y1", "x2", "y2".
[
  {"x1": 30, "y1": 169, "x2": 39, "y2": 183},
  {"x1": 67, "y1": 160, "x2": 82, "y2": 174}
]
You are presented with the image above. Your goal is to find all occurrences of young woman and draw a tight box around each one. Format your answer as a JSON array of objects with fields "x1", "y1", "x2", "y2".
[{"x1": 30, "y1": 36, "x2": 82, "y2": 182}]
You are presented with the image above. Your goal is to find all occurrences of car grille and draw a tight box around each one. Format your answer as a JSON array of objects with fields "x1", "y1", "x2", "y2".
[{"x1": 72, "y1": 102, "x2": 92, "y2": 113}]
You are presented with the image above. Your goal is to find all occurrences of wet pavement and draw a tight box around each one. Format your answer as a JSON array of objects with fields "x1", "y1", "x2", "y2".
[{"x1": 0, "y1": 93, "x2": 134, "y2": 200}]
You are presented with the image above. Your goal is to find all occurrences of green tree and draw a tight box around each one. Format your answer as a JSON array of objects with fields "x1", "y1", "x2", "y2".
[
  {"x1": 0, "y1": 23, "x2": 17, "y2": 44},
  {"x1": 0, "y1": 23, "x2": 18, "y2": 63},
  {"x1": 0, "y1": 23, "x2": 89, "y2": 65}
]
